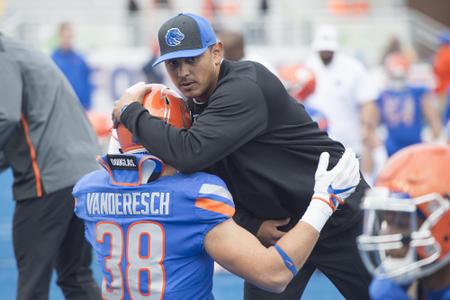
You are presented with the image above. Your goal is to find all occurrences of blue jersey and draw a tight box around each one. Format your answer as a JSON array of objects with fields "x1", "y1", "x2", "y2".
[
  {"x1": 377, "y1": 86, "x2": 428, "y2": 156},
  {"x1": 370, "y1": 278, "x2": 450, "y2": 300},
  {"x1": 73, "y1": 154, "x2": 235, "y2": 300}
]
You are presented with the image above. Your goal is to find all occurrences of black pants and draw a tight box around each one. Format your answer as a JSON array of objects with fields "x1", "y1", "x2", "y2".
[
  {"x1": 13, "y1": 186, "x2": 101, "y2": 300},
  {"x1": 244, "y1": 218, "x2": 372, "y2": 300}
]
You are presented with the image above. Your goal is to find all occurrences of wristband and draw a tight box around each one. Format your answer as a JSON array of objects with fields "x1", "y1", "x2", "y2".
[
  {"x1": 273, "y1": 244, "x2": 298, "y2": 276},
  {"x1": 300, "y1": 193, "x2": 333, "y2": 232}
]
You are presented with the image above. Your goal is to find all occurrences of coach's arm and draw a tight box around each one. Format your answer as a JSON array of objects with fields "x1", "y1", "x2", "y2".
[{"x1": 0, "y1": 50, "x2": 22, "y2": 149}]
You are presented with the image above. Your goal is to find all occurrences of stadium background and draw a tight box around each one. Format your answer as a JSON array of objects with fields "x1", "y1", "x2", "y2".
[{"x1": 0, "y1": 0, "x2": 449, "y2": 299}]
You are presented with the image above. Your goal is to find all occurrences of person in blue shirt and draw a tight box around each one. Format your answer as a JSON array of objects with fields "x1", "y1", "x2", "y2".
[
  {"x1": 74, "y1": 84, "x2": 361, "y2": 299},
  {"x1": 52, "y1": 22, "x2": 93, "y2": 110},
  {"x1": 357, "y1": 144, "x2": 450, "y2": 300},
  {"x1": 376, "y1": 52, "x2": 443, "y2": 156}
]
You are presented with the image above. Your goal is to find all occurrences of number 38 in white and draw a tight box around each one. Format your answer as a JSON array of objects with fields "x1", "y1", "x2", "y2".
[{"x1": 96, "y1": 221, "x2": 166, "y2": 300}]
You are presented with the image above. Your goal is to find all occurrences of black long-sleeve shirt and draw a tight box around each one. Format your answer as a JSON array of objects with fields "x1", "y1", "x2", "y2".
[{"x1": 121, "y1": 59, "x2": 369, "y2": 237}]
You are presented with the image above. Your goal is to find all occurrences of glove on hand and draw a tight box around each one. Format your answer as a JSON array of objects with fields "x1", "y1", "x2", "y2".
[
  {"x1": 301, "y1": 148, "x2": 360, "y2": 232},
  {"x1": 313, "y1": 148, "x2": 360, "y2": 211}
]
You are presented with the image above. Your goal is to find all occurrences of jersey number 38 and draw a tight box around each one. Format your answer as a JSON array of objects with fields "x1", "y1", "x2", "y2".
[{"x1": 96, "y1": 221, "x2": 166, "y2": 300}]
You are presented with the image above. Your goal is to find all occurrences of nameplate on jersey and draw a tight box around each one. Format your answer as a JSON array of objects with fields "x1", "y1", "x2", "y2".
[
  {"x1": 106, "y1": 154, "x2": 138, "y2": 170},
  {"x1": 85, "y1": 191, "x2": 172, "y2": 217}
]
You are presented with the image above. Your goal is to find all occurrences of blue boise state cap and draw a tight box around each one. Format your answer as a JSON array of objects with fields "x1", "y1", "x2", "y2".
[{"x1": 152, "y1": 13, "x2": 217, "y2": 67}]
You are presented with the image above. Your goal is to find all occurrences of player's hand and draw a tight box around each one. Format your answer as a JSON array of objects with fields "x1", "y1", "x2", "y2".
[
  {"x1": 314, "y1": 148, "x2": 360, "y2": 208},
  {"x1": 301, "y1": 149, "x2": 360, "y2": 232},
  {"x1": 112, "y1": 82, "x2": 153, "y2": 127},
  {"x1": 256, "y1": 218, "x2": 290, "y2": 247}
]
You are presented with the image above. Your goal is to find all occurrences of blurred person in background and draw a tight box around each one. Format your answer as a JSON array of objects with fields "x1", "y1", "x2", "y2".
[
  {"x1": 77, "y1": 84, "x2": 360, "y2": 299},
  {"x1": 142, "y1": 39, "x2": 165, "y2": 84},
  {"x1": 113, "y1": 13, "x2": 373, "y2": 300},
  {"x1": 277, "y1": 64, "x2": 329, "y2": 132},
  {"x1": 380, "y1": 35, "x2": 402, "y2": 64},
  {"x1": 357, "y1": 144, "x2": 450, "y2": 300},
  {"x1": 305, "y1": 24, "x2": 379, "y2": 177},
  {"x1": 276, "y1": 63, "x2": 390, "y2": 184},
  {"x1": 433, "y1": 32, "x2": 450, "y2": 143},
  {"x1": 433, "y1": 32, "x2": 450, "y2": 109},
  {"x1": 305, "y1": 25, "x2": 384, "y2": 182},
  {"x1": 219, "y1": 29, "x2": 276, "y2": 73},
  {"x1": 219, "y1": 30, "x2": 245, "y2": 61},
  {"x1": 375, "y1": 52, "x2": 444, "y2": 157},
  {"x1": 0, "y1": 34, "x2": 101, "y2": 300},
  {"x1": 52, "y1": 22, "x2": 94, "y2": 111}
]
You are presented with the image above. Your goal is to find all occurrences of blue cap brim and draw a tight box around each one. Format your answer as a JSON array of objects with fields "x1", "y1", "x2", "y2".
[{"x1": 152, "y1": 47, "x2": 209, "y2": 67}]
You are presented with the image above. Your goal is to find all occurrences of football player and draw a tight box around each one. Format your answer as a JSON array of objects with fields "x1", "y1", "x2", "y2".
[
  {"x1": 357, "y1": 144, "x2": 450, "y2": 300},
  {"x1": 74, "y1": 84, "x2": 360, "y2": 300},
  {"x1": 376, "y1": 53, "x2": 444, "y2": 156}
]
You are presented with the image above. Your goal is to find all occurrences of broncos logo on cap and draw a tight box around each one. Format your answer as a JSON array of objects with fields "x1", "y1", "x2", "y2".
[{"x1": 165, "y1": 28, "x2": 185, "y2": 47}]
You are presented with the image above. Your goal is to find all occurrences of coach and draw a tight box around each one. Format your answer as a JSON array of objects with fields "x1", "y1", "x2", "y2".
[
  {"x1": 113, "y1": 13, "x2": 371, "y2": 299},
  {"x1": 0, "y1": 34, "x2": 101, "y2": 300}
]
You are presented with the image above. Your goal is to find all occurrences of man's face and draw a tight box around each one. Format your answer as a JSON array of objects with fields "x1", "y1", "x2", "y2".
[
  {"x1": 60, "y1": 26, "x2": 73, "y2": 51},
  {"x1": 164, "y1": 43, "x2": 223, "y2": 101},
  {"x1": 319, "y1": 51, "x2": 334, "y2": 66}
]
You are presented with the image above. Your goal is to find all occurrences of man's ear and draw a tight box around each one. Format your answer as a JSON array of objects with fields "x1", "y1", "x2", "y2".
[{"x1": 212, "y1": 42, "x2": 224, "y2": 65}]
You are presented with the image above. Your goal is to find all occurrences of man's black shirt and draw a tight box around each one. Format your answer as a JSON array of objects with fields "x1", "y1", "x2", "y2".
[{"x1": 122, "y1": 59, "x2": 369, "y2": 237}]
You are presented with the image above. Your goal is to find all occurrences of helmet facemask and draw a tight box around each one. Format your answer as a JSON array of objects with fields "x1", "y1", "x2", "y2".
[{"x1": 358, "y1": 187, "x2": 450, "y2": 284}]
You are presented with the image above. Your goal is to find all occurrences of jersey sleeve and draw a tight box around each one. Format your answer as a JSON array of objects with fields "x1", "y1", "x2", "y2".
[{"x1": 192, "y1": 174, "x2": 235, "y2": 225}]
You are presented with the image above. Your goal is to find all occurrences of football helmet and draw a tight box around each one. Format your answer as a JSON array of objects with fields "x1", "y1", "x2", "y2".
[
  {"x1": 86, "y1": 111, "x2": 112, "y2": 139},
  {"x1": 277, "y1": 64, "x2": 316, "y2": 102},
  {"x1": 384, "y1": 52, "x2": 410, "y2": 80},
  {"x1": 116, "y1": 84, "x2": 192, "y2": 153},
  {"x1": 357, "y1": 144, "x2": 450, "y2": 283}
]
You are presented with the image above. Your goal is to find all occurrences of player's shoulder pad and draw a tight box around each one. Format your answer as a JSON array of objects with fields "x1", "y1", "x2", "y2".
[{"x1": 191, "y1": 172, "x2": 235, "y2": 218}]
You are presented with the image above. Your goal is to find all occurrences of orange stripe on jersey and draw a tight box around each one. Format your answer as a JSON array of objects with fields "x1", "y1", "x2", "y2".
[
  {"x1": 195, "y1": 197, "x2": 235, "y2": 217},
  {"x1": 20, "y1": 114, "x2": 43, "y2": 197}
]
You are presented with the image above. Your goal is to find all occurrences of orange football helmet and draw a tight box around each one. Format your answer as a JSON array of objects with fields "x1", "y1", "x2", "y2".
[
  {"x1": 86, "y1": 111, "x2": 112, "y2": 139},
  {"x1": 384, "y1": 52, "x2": 410, "y2": 79},
  {"x1": 277, "y1": 64, "x2": 316, "y2": 102},
  {"x1": 357, "y1": 144, "x2": 450, "y2": 283},
  {"x1": 116, "y1": 84, "x2": 191, "y2": 153}
]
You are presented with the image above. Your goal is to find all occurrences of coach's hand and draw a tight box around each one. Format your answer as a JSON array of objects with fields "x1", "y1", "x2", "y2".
[
  {"x1": 256, "y1": 218, "x2": 290, "y2": 247},
  {"x1": 112, "y1": 82, "x2": 153, "y2": 127}
]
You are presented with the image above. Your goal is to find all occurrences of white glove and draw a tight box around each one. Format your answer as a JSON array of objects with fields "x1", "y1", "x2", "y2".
[
  {"x1": 301, "y1": 148, "x2": 360, "y2": 232},
  {"x1": 314, "y1": 148, "x2": 360, "y2": 205}
]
